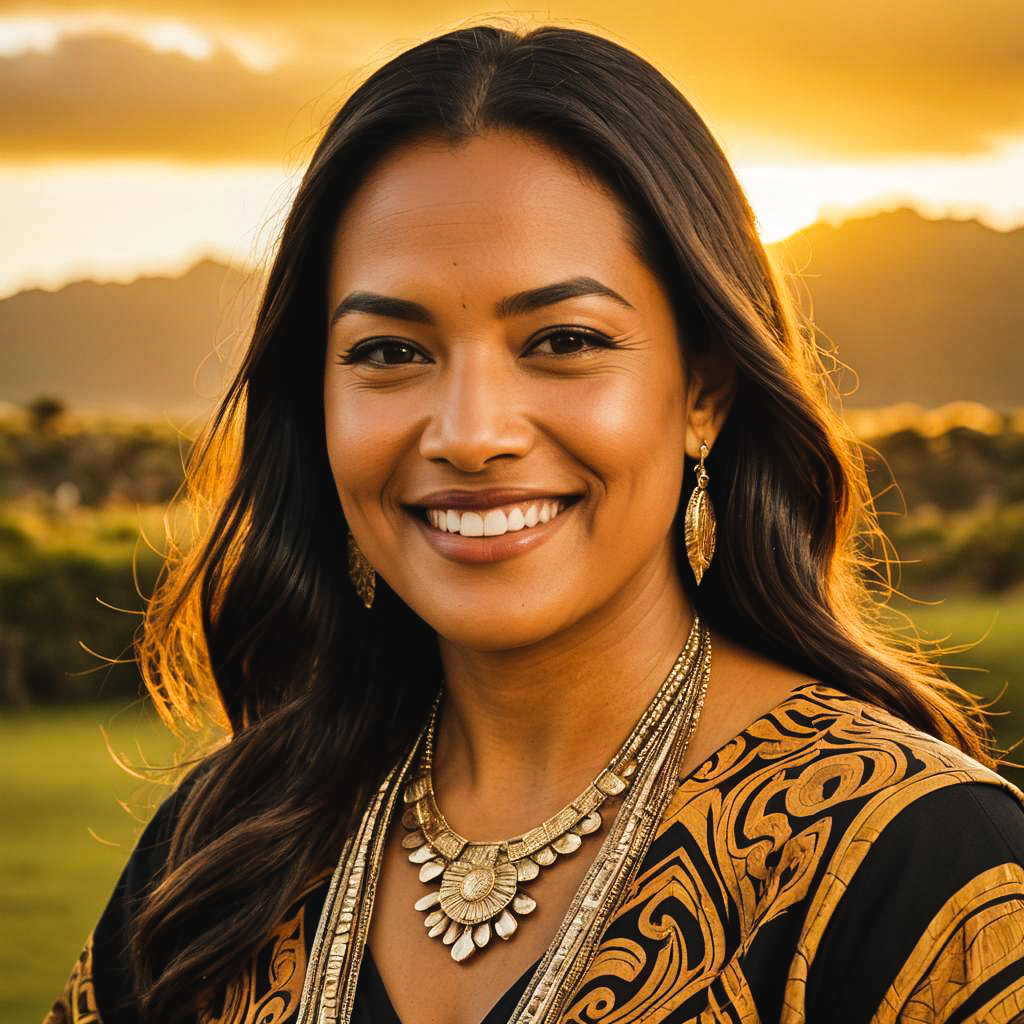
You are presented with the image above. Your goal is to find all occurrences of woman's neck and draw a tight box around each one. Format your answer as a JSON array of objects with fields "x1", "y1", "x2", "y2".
[{"x1": 431, "y1": 563, "x2": 692, "y2": 838}]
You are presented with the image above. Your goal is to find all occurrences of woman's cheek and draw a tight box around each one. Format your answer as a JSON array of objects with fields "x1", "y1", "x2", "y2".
[{"x1": 541, "y1": 372, "x2": 685, "y2": 492}]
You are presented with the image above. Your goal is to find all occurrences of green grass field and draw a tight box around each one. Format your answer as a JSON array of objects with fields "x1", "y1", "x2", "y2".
[
  {"x1": 893, "y1": 592, "x2": 1024, "y2": 782},
  {"x1": 2, "y1": 594, "x2": 1021, "y2": 1021},
  {"x1": 0, "y1": 700, "x2": 180, "y2": 1022}
]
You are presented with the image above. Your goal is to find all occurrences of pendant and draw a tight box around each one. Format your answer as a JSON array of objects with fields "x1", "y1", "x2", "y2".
[
  {"x1": 418, "y1": 855, "x2": 534, "y2": 962},
  {"x1": 402, "y1": 781, "x2": 608, "y2": 962},
  {"x1": 294, "y1": 619, "x2": 711, "y2": 1023},
  {"x1": 401, "y1": 619, "x2": 706, "y2": 965}
]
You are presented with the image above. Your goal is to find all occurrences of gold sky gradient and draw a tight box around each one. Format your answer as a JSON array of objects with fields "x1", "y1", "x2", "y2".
[
  {"x1": 2, "y1": 1, "x2": 1022, "y2": 293},
  {"x1": 3, "y1": 1, "x2": 1023, "y2": 161}
]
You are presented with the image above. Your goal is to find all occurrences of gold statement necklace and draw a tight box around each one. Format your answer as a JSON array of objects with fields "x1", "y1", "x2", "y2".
[
  {"x1": 400, "y1": 618, "x2": 712, "y2": 963},
  {"x1": 296, "y1": 618, "x2": 711, "y2": 1023}
]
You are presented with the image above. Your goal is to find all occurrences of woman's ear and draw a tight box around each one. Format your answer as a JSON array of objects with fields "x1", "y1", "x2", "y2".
[{"x1": 684, "y1": 347, "x2": 736, "y2": 457}]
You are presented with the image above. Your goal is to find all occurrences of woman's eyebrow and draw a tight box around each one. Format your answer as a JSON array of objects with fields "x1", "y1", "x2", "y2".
[
  {"x1": 330, "y1": 292, "x2": 433, "y2": 327},
  {"x1": 496, "y1": 277, "x2": 634, "y2": 318},
  {"x1": 329, "y1": 276, "x2": 633, "y2": 328}
]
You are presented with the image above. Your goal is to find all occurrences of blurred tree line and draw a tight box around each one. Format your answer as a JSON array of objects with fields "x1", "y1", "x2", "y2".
[
  {"x1": 1, "y1": 400, "x2": 1022, "y2": 705},
  {"x1": 862, "y1": 409, "x2": 1024, "y2": 595},
  {"x1": 0, "y1": 400, "x2": 183, "y2": 704},
  {"x1": 3, "y1": 397, "x2": 188, "y2": 507}
]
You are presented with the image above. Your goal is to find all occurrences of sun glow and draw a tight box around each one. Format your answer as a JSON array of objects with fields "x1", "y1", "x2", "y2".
[
  {"x1": 737, "y1": 138, "x2": 1024, "y2": 243},
  {"x1": 1, "y1": 141, "x2": 1023, "y2": 298},
  {"x1": 3, "y1": 151, "x2": 1019, "y2": 291},
  {"x1": 0, "y1": 162, "x2": 299, "y2": 298}
]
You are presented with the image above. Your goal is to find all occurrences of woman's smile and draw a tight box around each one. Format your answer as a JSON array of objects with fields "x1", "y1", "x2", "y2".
[
  {"x1": 425, "y1": 500, "x2": 564, "y2": 538},
  {"x1": 410, "y1": 491, "x2": 580, "y2": 565}
]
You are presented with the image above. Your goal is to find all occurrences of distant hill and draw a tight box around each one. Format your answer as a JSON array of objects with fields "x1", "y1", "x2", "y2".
[
  {"x1": 1, "y1": 210, "x2": 1021, "y2": 412},
  {"x1": 768, "y1": 209, "x2": 1024, "y2": 407},
  {"x1": 0, "y1": 260, "x2": 256, "y2": 416}
]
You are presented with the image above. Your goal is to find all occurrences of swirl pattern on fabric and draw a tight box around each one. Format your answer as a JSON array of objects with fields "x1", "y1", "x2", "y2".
[{"x1": 559, "y1": 686, "x2": 1024, "y2": 1024}]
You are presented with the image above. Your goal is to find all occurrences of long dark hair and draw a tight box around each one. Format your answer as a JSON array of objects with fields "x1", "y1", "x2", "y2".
[{"x1": 135, "y1": 24, "x2": 992, "y2": 1020}]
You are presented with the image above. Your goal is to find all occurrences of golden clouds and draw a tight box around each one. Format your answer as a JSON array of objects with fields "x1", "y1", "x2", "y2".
[
  {"x1": 0, "y1": 32, "x2": 344, "y2": 161},
  {"x1": 1, "y1": 1, "x2": 1022, "y2": 161}
]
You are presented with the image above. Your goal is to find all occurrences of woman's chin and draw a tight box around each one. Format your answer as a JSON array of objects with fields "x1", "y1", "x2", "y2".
[
  {"x1": 422, "y1": 605, "x2": 577, "y2": 654},
  {"x1": 387, "y1": 583, "x2": 583, "y2": 653}
]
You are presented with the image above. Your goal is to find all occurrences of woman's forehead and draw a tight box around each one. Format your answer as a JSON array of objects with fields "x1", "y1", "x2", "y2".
[{"x1": 327, "y1": 133, "x2": 641, "y2": 291}]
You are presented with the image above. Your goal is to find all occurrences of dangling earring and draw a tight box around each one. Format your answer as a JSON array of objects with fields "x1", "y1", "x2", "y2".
[
  {"x1": 685, "y1": 441, "x2": 716, "y2": 585},
  {"x1": 347, "y1": 532, "x2": 376, "y2": 609}
]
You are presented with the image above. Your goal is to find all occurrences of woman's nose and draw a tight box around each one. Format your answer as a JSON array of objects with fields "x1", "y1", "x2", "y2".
[{"x1": 418, "y1": 351, "x2": 534, "y2": 472}]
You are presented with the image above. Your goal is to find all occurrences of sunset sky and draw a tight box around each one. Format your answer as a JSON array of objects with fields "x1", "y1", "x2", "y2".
[{"x1": 2, "y1": 0, "x2": 1023, "y2": 297}]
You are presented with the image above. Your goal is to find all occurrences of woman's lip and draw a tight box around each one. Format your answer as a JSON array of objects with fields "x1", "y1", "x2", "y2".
[
  {"x1": 410, "y1": 501, "x2": 574, "y2": 564},
  {"x1": 408, "y1": 488, "x2": 578, "y2": 510}
]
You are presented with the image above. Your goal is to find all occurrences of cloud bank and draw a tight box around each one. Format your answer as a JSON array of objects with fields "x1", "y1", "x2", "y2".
[{"x1": 1, "y1": 1, "x2": 1022, "y2": 161}]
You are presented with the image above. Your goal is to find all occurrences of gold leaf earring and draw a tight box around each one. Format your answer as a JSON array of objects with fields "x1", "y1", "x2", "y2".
[
  {"x1": 684, "y1": 441, "x2": 716, "y2": 585},
  {"x1": 347, "y1": 532, "x2": 376, "y2": 609}
]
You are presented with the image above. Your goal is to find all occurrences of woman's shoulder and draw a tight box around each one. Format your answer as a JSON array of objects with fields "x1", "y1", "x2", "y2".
[
  {"x1": 101, "y1": 757, "x2": 214, "y2": 898},
  {"x1": 46, "y1": 755, "x2": 335, "y2": 1024},
  {"x1": 687, "y1": 680, "x2": 1020, "y2": 805},
  {"x1": 658, "y1": 680, "x2": 1024, "y2": 919},
  {"x1": 611, "y1": 684, "x2": 1024, "y2": 1021}
]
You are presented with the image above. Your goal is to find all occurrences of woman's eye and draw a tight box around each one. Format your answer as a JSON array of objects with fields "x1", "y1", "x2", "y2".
[
  {"x1": 342, "y1": 340, "x2": 428, "y2": 366},
  {"x1": 526, "y1": 328, "x2": 613, "y2": 357}
]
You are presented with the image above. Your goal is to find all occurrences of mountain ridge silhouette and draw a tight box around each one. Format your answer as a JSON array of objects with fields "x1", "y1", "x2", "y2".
[{"x1": 2, "y1": 209, "x2": 1021, "y2": 414}]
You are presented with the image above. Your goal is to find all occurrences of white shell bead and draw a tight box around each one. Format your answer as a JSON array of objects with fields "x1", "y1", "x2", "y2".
[
  {"x1": 452, "y1": 928, "x2": 476, "y2": 962},
  {"x1": 428, "y1": 917, "x2": 449, "y2": 939},
  {"x1": 473, "y1": 923, "x2": 492, "y2": 947},
  {"x1": 424, "y1": 909, "x2": 445, "y2": 928},
  {"x1": 494, "y1": 910, "x2": 518, "y2": 940},
  {"x1": 576, "y1": 812, "x2": 602, "y2": 835},
  {"x1": 552, "y1": 832, "x2": 582, "y2": 855},
  {"x1": 533, "y1": 845, "x2": 557, "y2": 866},
  {"x1": 516, "y1": 858, "x2": 540, "y2": 882},
  {"x1": 419, "y1": 859, "x2": 445, "y2": 883},
  {"x1": 442, "y1": 920, "x2": 461, "y2": 945},
  {"x1": 401, "y1": 830, "x2": 426, "y2": 849},
  {"x1": 407, "y1": 839, "x2": 436, "y2": 864},
  {"x1": 513, "y1": 893, "x2": 537, "y2": 915},
  {"x1": 414, "y1": 891, "x2": 441, "y2": 912}
]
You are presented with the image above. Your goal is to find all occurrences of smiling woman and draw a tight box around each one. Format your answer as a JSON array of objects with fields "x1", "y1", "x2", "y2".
[{"x1": 47, "y1": 24, "x2": 1024, "y2": 1024}]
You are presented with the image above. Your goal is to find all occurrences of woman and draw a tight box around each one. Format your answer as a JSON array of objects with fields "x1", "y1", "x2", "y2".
[{"x1": 48, "y1": 24, "x2": 1024, "y2": 1024}]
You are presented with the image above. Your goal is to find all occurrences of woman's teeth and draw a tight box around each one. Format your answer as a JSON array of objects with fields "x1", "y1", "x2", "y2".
[{"x1": 426, "y1": 501, "x2": 563, "y2": 537}]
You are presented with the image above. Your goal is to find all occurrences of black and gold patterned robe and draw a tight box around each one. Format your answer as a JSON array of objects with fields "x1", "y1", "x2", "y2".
[{"x1": 46, "y1": 685, "x2": 1024, "y2": 1023}]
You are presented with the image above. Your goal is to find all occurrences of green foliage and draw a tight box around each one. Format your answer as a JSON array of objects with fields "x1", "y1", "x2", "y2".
[
  {"x1": 25, "y1": 396, "x2": 66, "y2": 434},
  {"x1": 0, "y1": 412, "x2": 189, "y2": 506},
  {"x1": 0, "y1": 507, "x2": 166, "y2": 703},
  {"x1": 884, "y1": 503, "x2": 1024, "y2": 594},
  {"x1": 866, "y1": 420, "x2": 1024, "y2": 514},
  {"x1": 860, "y1": 414, "x2": 1024, "y2": 595}
]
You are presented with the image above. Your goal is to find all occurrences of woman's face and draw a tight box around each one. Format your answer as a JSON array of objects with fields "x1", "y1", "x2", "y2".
[{"x1": 324, "y1": 132, "x2": 698, "y2": 651}]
